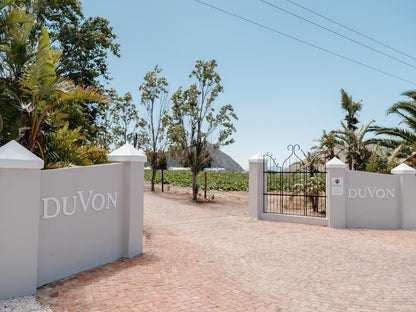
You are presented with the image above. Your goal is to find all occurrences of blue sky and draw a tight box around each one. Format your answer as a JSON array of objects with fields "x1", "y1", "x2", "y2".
[{"x1": 82, "y1": 0, "x2": 416, "y2": 169}]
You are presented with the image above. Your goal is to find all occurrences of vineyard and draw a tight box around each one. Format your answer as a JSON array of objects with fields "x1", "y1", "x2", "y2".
[
  {"x1": 144, "y1": 170, "x2": 326, "y2": 193},
  {"x1": 144, "y1": 170, "x2": 249, "y2": 192}
]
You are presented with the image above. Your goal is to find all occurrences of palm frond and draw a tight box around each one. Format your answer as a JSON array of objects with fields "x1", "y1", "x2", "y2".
[
  {"x1": 59, "y1": 86, "x2": 109, "y2": 104},
  {"x1": 375, "y1": 126, "x2": 416, "y2": 145}
]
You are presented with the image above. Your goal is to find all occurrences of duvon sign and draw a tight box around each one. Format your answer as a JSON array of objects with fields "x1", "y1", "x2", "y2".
[
  {"x1": 0, "y1": 141, "x2": 146, "y2": 300},
  {"x1": 41, "y1": 190, "x2": 118, "y2": 219},
  {"x1": 347, "y1": 187, "x2": 395, "y2": 199}
]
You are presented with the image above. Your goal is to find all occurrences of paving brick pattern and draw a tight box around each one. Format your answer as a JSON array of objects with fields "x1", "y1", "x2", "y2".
[{"x1": 36, "y1": 191, "x2": 416, "y2": 311}]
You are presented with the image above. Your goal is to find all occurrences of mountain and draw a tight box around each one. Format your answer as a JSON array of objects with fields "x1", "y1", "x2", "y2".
[
  {"x1": 210, "y1": 148, "x2": 244, "y2": 172},
  {"x1": 166, "y1": 147, "x2": 244, "y2": 172}
]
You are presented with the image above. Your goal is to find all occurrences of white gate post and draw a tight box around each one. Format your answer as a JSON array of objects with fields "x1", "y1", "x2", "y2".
[
  {"x1": 391, "y1": 163, "x2": 416, "y2": 229},
  {"x1": 0, "y1": 141, "x2": 43, "y2": 299},
  {"x1": 249, "y1": 153, "x2": 266, "y2": 219},
  {"x1": 108, "y1": 144, "x2": 147, "y2": 258},
  {"x1": 326, "y1": 157, "x2": 347, "y2": 229}
]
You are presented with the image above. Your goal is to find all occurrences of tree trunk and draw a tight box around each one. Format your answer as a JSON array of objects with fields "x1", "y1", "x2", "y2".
[
  {"x1": 192, "y1": 171, "x2": 199, "y2": 201},
  {"x1": 311, "y1": 196, "x2": 318, "y2": 212},
  {"x1": 161, "y1": 169, "x2": 164, "y2": 192},
  {"x1": 151, "y1": 167, "x2": 156, "y2": 192}
]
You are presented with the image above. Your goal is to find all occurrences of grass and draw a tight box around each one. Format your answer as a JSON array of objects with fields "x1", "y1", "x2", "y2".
[{"x1": 144, "y1": 169, "x2": 249, "y2": 191}]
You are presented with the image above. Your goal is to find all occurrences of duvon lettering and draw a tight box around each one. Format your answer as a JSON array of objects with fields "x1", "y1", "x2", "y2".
[
  {"x1": 347, "y1": 187, "x2": 395, "y2": 199},
  {"x1": 41, "y1": 191, "x2": 118, "y2": 219}
]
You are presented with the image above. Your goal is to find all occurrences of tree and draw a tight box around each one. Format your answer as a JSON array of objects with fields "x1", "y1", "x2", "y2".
[
  {"x1": 167, "y1": 59, "x2": 238, "y2": 201},
  {"x1": 13, "y1": 0, "x2": 120, "y2": 141},
  {"x1": 334, "y1": 120, "x2": 375, "y2": 171},
  {"x1": 341, "y1": 88, "x2": 362, "y2": 131},
  {"x1": 15, "y1": 0, "x2": 120, "y2": 87},
  {"x1": 314, "y1": 130, "x2": 341, "y2": 161},
  {"x1": 138, "y1": 65, "x2": 169, "y2": 191},
  {"x1": 17, "y1": 28, "x2": 108, "y2": 153},
  {"x1": 57, "y1": 16, "x2": 120, "y2": 87},
  {"x1": 0, "y1": 1, "x2": 35, "y2": 144},
  {"x1": 365, "y1": 143, "x2": 402, "y2": 174},
  {"x1": 300, "y1": 150, "x2": 325, "y2": 213},
  {"x1": 110, "y1": 91, "x2": 139, "y2": 147},
  {"x1": 94, "y1": 93, "x2": 114, "y2": 150},
  {"x1": 373, "y1": 91, "x2": 416, "y2": 152}
]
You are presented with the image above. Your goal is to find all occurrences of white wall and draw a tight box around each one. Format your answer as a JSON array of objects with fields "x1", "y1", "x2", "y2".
[
  {"x1": 0, "y1": 169, "x2": 41, "y2": 298},
  {"x1": 38, "y1": 163, "x2": 125, "y2": 286},
  {"x1": 345, "y1": 171, "x2": 400, "y2": 228},
  {"x1": 250, "y1": 156, "x2": 416, "y2": 230},
  {"x1": 0, "y1": 142, "x2": 146, "y2": 299},
  {"x1": 326, "y1": 158, "x2": 416, "y2": 229}
]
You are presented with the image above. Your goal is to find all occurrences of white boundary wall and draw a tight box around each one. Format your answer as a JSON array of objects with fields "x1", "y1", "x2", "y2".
[
  {"x1": 0, "y1": 141, "x2": 146, "y2": 299},
  {"x1": 326, "y1": 158, "x2": 416, "y2": 229},
  {"x1": 249, "y1": 155, "x2": 416, "y2": 230}
]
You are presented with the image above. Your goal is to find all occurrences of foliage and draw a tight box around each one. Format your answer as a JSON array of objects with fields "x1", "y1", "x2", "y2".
[
  {"x1": 144, "y1": 169, "x2": 249, "y2": 192},
  {"x1": 11, "y1": 0, "x2": 120, "y2": 141},
  {"x1": 292, "y1": 174, "x2": 326, "y2": 211},
  {"x1": 167, "y1": 59, "x2": 238, "y2": 200},
  {"x1": 16, "y1": 27, "x2": 108, "y2": 153},
  {"x1": 365, "y1": 143, "x2": 402, "y2": 174},
  {"x1": 373, "y1": 91, "x2": 416, "y2": 160},
  {"x1": 341, "y1": 88, "x2": 362, "y2": 131},
  {"x1": 42, "y1": 122, "x2": 108, "y2": 169},
  {"x1": 336, "y1": 90, "x2": 371, "y2": 170},
  {"x1": 0, "y1": 1, "x2": 35, "y2": 144},
  {"x1": 314, "y1": 130, "x2": 341, "y2": 161},
  {"x1": 334, "y1": 120, "x2": 375, "y2": 171},
  {"x1": 15, "y1": 0, "x2": 120, "y2": 87},
  {"x1": 0, "y1": 1, "x2": 115, "y2": 169},
  {"x1": 282, "y1": 150, "x2": 326, "y2": 212},
  {"x1": 138, "y1": 65, "x2": 169, "y2": 191},
  {"x1": 110, "y1": 91, "x2": 140, "y2": 148},
  {"x1": 312, "y1": 89, "x2": 368, "y2": 171},
  {"x1": 94, "y1": 94, "x2": 113, "y2": 150}
]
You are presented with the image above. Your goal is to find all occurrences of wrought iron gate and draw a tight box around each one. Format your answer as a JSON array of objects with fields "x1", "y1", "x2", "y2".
[{"x1": 263, "y1": 145, "x2": 326, "y2": 218}]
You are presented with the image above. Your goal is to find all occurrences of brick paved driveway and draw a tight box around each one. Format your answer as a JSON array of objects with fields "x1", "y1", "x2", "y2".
[{"x1": 37, "y1": 191, "x2": 416, "y2": 311}]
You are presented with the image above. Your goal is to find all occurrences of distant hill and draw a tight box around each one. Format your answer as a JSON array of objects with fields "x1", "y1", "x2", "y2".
[
  {"x1": 165, "y1": 147, "x2": 244, "y2": 172},
  {"x1": 211, "y1": 148, "x2": 244, "y2": 172}
]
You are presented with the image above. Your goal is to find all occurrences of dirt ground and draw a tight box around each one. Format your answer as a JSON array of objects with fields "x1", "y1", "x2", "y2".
[{"x1": 144, "y1": 181, "x2": 249, "y2": 218}]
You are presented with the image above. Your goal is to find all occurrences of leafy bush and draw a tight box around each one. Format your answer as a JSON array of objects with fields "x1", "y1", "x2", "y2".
[{"x1": 42, "y1": 123, "x2": 108, "y2": 169}]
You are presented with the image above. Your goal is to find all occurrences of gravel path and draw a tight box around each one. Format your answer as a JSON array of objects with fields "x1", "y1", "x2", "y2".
[{"x1": 0, "y1": 296, "x2": 54, "y2": 312}]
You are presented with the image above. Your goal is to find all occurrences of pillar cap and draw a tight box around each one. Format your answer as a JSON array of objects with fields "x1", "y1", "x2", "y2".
[
  {"x1": 391, "y1": 163, "x2": 416, "y2": 175},
  {"x1": 249, "y1": 153, "x2": 265, "y2": 163},
  {"x1": 326, "y1": 157, "x2": 346, "y2": 169},
  {"x1": 0, "y1": 140, "x2": 44, "y2": 169},
  {"x1": 108, "y1": 143, "x2": 147, "y2": 163}
]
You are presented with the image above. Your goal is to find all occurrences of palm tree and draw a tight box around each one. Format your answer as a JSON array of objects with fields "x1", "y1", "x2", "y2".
[
  {"x1": 314, "y1": 130, "x2": 342, "y2": 161},
  {"x1": 373, "y1": 91, "x2": 416, "y2": 151},
  {"x1": 17, "y1": 28, "x2": 108, "y2": 153},
  {"x1": 365, "y1": 143, "x2": 402, "y2": 174},
  {"x1": 341, "y1": 89, "x2": 362, "y2": 131},
  {"x1": 335, "y1": 120, "x2": 375, "y2": 170}
]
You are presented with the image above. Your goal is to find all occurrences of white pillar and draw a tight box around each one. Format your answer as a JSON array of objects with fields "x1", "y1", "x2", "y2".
[
  {"x1": 108, "y1": 144, "x2": 147, "y2": 258},
  {"x1": 0, "y1": 141, "x2": 43, "y2": 299},
  {"x1": 249, "y1": 153, "x2": 266, "y2": 219},
  {"x1": 391, "y1": 163, "x2": 416, "y2": 229},
  {"x1": 326, "y1": 157, "x2": 347, "y2": 229}
]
